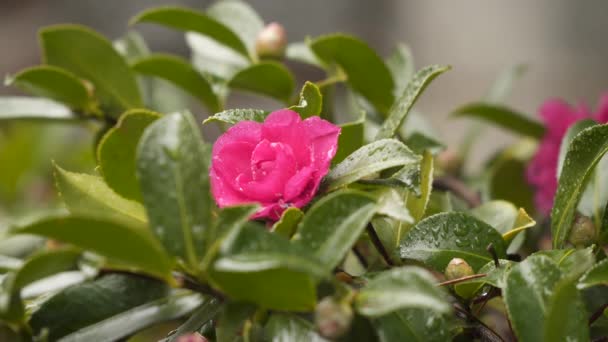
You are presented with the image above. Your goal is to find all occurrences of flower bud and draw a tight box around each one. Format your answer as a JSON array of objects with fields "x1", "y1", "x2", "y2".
[
  {"x1": 255, "y1": 22, "x2": 287, "y2": 59},
  {"x1": 315, "y1": 297, "x2": 353, "y2": 339},
  {"x1": 435, "y1": 148, "x2": 462, "y2": 175},
  {"x1": 175, "y1": 333, "x2": 208, "y2": 342},
  {"x1": 569, "y1": 214, "x2": 597, "y2": 247},
  {"x1": 445, "y1": 258, "x2": 474, "y2": 280}
]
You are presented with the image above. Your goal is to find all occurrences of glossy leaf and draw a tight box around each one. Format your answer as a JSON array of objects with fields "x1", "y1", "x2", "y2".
[
  {"x1": 374, "y1": 188, "x2": 413, "y2": 223},
  {"x1": 137, "y1": 111, "x2": 211, "y2": 268},
  {"x1": 310, "y1": 34, "x2": 394, "y2": 113},
  {"x1": 228, "y1": 62, "x2": 295, "y2": 103},
  {"x1": 131, "y1": 54, "x2": 221, "y2": 112},
  {"x1": 130, "y1": 7, "x2": 249, "y2": 58},
  {"x1": 375, "y1": 65, "x2": 450, "y2": 140},
  {"x1": 40, "y1": 24, "x2": 142, "y2": 113},
  {"x1": 271, "y1": 207, "x2": 304, "y2": 239},
  {"x1": 0, "y1": 96, "x2": 77, "y2": 121},
  {"x1": 289, "y1": 81, "x2": 323, "y2": 118},
  {"x1": 552, "y1": 124, "x2": 608, "y2": 248},
  {"x1": 203, "y1": 108, "x2": 268, "y2": 125},
  {"x1": 97, "y1": 109, "x2": 161, "y2": 201},
  {"x1": 373, "y1": 308, "x2": 451, "y2": 342},
  {"x1": 326, "y1": 139, "x2": 421, "y2": 191},
  {"x1": 406, "y1": 151, "x2": 434, "y2": 222},
  {"x1": 398, "y1": 212, "x2": 507, "y2": 271},
  {"x1": 356, "y1": 267, "x2": 449, "y2": 317},
  {"x1": 209, "y1": 223, "x2": 319, "y2": 311},
  {"x1": 579, "y1": 258, "x2": 608, "y2": 289},
  {"x1": 13, "y1": 215, "x2": 173, "y2": 281},
  {"x1": 557, "y1": 119, "x2": 596, "y2": 177},
  {"x1": 334, "y1": 111, "x2": 365, "y2": 164},
  {"x1": 453, "y1": 103, "x2": 544, "y2": 139},
  {"x1": 29, "y1": 274, "x2": 169, "y2": 340},
  {"x1": 162, "y1": 298, "x2": 222, "y2": 342},
  {"x1": 54, "y1": 164, "x2": 147, "y2": 227},
  {"x1": 265, "y1": 314, "x2": 327, "y2": 342},
  {"x1": 294, "y1": 190, "x2": 377, "y2": 272},
  {"x1": 5, "y1": 66, "x2": 94, "y2": 111},
  {"x1": 454, "y1": 259, "x2": 513, "y2": 298}
]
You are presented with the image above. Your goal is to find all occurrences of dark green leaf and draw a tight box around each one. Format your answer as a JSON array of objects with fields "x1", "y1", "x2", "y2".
[
  {"x1": 12, "y1": 247, "x2": 80, "y2": 290},
  {"x1": 228, "y1": 62, "x2": 295, "y2": 103},
  {"x1": 310, "y1": 34, "x2": 394, "y2": 113},
  {"x1": 375, "y1": 65, "x2": 450, "y2": 140},
  {"x1": 97, "y1": 109, "x2": 160, "y2": 201},
  {"x1": 399, "y1": 212, "x2": 507, "y2": 271},
  {"x1": 294, "y1": 190, "x2": 377, "y2": 272},
  {"x1": 203, "y1": 108, "x2": 268, "y2": 125},
  {"x1": 0, "y1": 96, "x2": 77, "y2": 121},
  {"x1": 579, "y1": 258, "x2": 608, "y2": 289},
  {"x1": 543, "y1": 280, "x2": 589, "y2": 342},
  {"x1": 552, "y1": 124, "x2": 608, "y2": 248},
  {"x1": 356, "y1": 267, "x2": 449, "y2": 317},
  {"x1": 14, "y1": 215, "x2": 173, "y2": 281},
  {"x1": 271, "y1": 207, "x2": 304, "y2": 239},
  {"x1": 265, "y1": 314, "x2": 327, "y2": 342},
  {"x1": 54, "y1": 164, "x2": 147, "y2": 227},
  {"x1": 289, "y1": 81, "x2": 323, "y2": 118},
  {"x1": 137, "y1": 111, "x2": 211, "y2": 269},
  {"x1": 373, "y1": 308, "x2": 451, "y2": 342},
  {"x1": 209, "y1": 223, "x2": 318, "y2": 311},
  {"x1": 40, "y1": 24, "x2": 142, "y2": 113},
  {"x1": 334, "y1": 111, "x2": 365, "y2": 164},
  {"x1": 130, "y1": 7, "x2": 249, "y2": 58},
  {"x1": 131, "y1": 54, "x2": 221, "y2": 112},
  {"x1": 454, "y1": 259, "x2": 513, "y2": 298},
  {"x1": 453, "y1": 103, "x2": 545, "y2": 139},
  {"x1": 216, "y1": 302, "x2": 256, "y2": 342},
  {"x1": 29, "y1": 273, "x2": 169, "y2": 340},
  {"x1": 5, "y1": 66, "x2": 95, "y2": 112},
  {"x1": 162, "y1": 297, "x2": 222, "y2": 342},
  {"x1": 326, "y1": 139, "x2": 421, "y2": 191},
  {"x1": 403, "y1": 132, "x2": 445, "y2": 155}
]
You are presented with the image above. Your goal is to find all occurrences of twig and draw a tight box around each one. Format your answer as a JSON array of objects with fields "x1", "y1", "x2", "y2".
[
  {"x1": 589, "y1": 303, "x2": 608, "y2": 326},
  {"x1": 366, "y1": 224, "x2": 394, "y2": 266},
  {"x1": 438, "y1": 273, "x2": 487, "y2": 286},
  {"x1": 487, "y1": 244, "x2": 500, "y2": 267},
  {"x1": 453, "y1": 304, "x2": 505, "y2": 342},
  {"x1": 174, "y1": 273, "x2": 226, "y2": 300},
  {"x1": 433, "y1": 175, "x2": 481, "y2": 208},
  {"x1": 352, "y1": 246, "x2": 369, "y2": 268}
]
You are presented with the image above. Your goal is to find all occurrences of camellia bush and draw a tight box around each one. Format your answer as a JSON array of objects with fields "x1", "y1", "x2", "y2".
[{"x1": 2, "y1": 1, "x2": 608, "y2": 341}]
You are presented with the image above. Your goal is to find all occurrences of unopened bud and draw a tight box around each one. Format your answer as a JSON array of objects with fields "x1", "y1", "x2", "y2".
[
  {"x1": 175, "y1": 333, "x2": 208, "y2": 342},
  {"x1": 436, "y1": 148, "x2": 462, "y2": 175},
  {"x1": 315, "y1": 297, "x2": 353, "y2": 339},
  {"x1": 569, "y1": 214, "x2": 597, "y2": 247},
  {"x1": 445, "y1": 258, "x2": 474, "y2": 280},
  {"x1": 255, "y1": 22, "x2": 287, "y2": 59}
]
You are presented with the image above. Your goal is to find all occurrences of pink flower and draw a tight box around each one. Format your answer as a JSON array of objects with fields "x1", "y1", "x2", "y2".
[
  {"x1": 526, "y1": 94, "x2": 608, "y2": 214},
  {"x1": 209, "y1": 109, "x2": 341, "y2": 221}
]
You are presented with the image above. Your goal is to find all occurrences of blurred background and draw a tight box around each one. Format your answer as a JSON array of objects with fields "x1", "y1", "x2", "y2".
[{"x1": 1, "y1": 0, "x2": 608, "y2": 215}]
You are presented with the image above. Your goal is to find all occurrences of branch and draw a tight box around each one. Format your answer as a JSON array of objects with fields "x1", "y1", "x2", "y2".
[
  {"x1": 437, "y1": 273, "x2": 486, "y2": 286},
  {"x1": 366, "y1": 223, "x2": 395, "y2": 266},
  {"x1": 433, "y1": 175, "x2": 481, "y2": 208}
]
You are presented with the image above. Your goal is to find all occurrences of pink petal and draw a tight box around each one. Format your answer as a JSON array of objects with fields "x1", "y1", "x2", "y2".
[
  {"x1": 262, "y1": 110, "x2": 312, "y2": 167},
  {"x1": 283, "y1": 166, "x2": 315, "y2": 202},
  {"x1": 302, "y1": 116, "x2": 341, "y2": 173},
  {"x1": 209, "y1": 167, "x2": 250, "y2": 207},
  {"x1": 595, "y1": 93, "x2": 608, "y2": 124},
  {"x1": 212, "y1": 121, "x2": 262, "y2": 158}
]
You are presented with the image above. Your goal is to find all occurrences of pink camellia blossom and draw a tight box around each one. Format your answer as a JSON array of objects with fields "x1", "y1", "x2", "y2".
[
  {"x1": 526, "y1": 94, "x2": 608, "y2": 214},
  {"x1": 209, "y1": 109, "x2": 341, "y2": 221}
]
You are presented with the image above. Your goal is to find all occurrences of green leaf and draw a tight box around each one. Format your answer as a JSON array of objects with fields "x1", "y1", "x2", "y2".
[
  {"x1": 386, "y1": 43, "x2": 415, "y2": 97},
  {"x1": 289, "y1": 81, "x2": 323, "y2": 118},
  {"x1": 0, "y1": 256, "x2": 23, "y2": 273},
  {"x1": 375, "y1": 65, "x2": 450, "y2": 140},
  {"x1": 326, "y1": 139, "x2": 421, "y2": 191},
  {"x1": 373, "y1": 308, "x2": 451, "y2": 342},
  {"x1": 470, "y1": 200, "x2": 535, "y2": 252},
  {"x1": 14, "y1": 215, "x2": 173, "y2": 281},
  {"x1": 557, "y1": 247, "x2": 595, "y2": 282},
  {"x1": 579, "y1": 258, "x2": 608, "y2": 289},
  {"x1": 355, "y1": 267, "x2": 450, "y2": 317},
  {"x1": 552, "y1": 124, "x2": 608, "y2": 248},
  {"x1": 334, "y1": 111, "x2": 365, "y2": 164},
  {"x1": 310, "y1": 34, "x2": 394, "y2": 113},
  {"x1": 286, "y1": 41, "x2": 323, "y2": 67},
  {"x1": 454, "y1": 259, "x2": 513, "y2": 298},
  {"x1": 54, "y1": 164, "x2": 147, "y2": 227},
  {"x1": 228, "y1": 62, "x2": 295, "y2": 103},
  {"x1": 271, "y1": 207, "x2": 304, "y2": 239},
  {"x1": 265, "y1": 314, "x2": 328, "y2": 342},
  {"x1": 209, "y1": 223, "x2": 319, "y2": 311},
  {"x1": 131, "y1": 54, "x2": 221, "y2": 112},
  {"x1": 5, "y1": 66, "x2": 95, "y2": 112},
  {"x1": 294, "y1": 190, "x2": 377, "y2": 272},
  {"x1": 406, "y1": 151, "x2": 434, "y2": 222},
  {"x1": 453, "y1": 103, "x2": 545, "y2": 139},
  {"x1": 403, "y1": 132, "x2": 445, "y2": 155},
  {"x1": 29, "y1": 273, "x2": 169, "y2": 340},
  {"x1": 0, "y1": 96, "x2": 77, "y2": 121},
  {"x1": 130, "y1": 7, "x2": 249, "y2": 59},
  {"x1": 40, "y1": 24, "x2": 142, "y2": 113},
  {"x1": 203, "y1": 108, "x2": 268, "y2": 125},
  {"x1": 504, "y1": 255, "x2": 589, "y2": 342},
  {"x1": 398, "y1": 212, "x2": 507, "y2": 271},
  {"x1": 12, "y1": 247, "x2": 80, "y2": 291},
  {"x1": 373, "y1": 187, "x2": 413, "y2": 223},
  {"x1": 137, "y1": 111, "x2": 211, "y2": 269},
  {"x1": 207, "y1": 0, "x2": 264, "y2": 55},
  {"x1": 162, "y1": 297, "x2": 222, "y2": 342},
  {"x1": 216, "y1": 302, "x2": 256, "y2": 342},
  {"x1": 97, "y1": 109, "x2": 161, "y2": 202}
]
